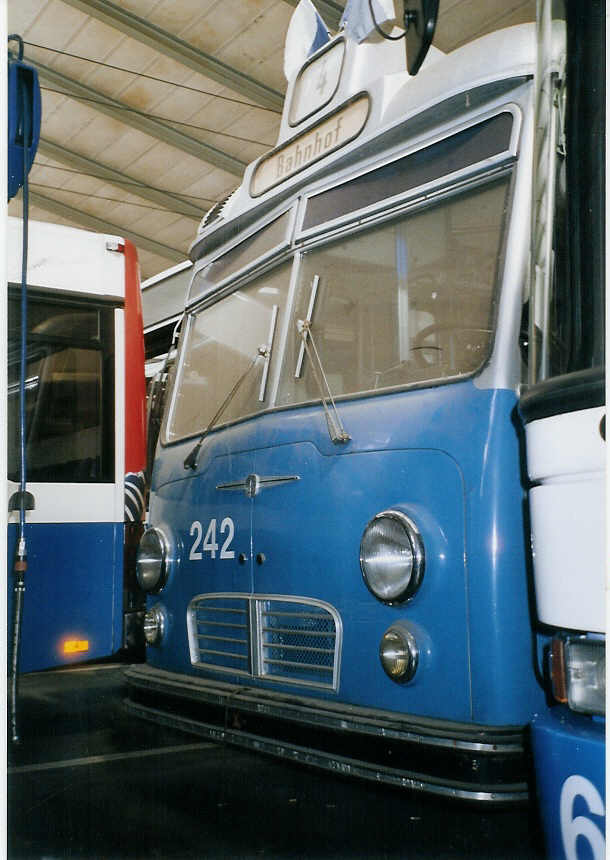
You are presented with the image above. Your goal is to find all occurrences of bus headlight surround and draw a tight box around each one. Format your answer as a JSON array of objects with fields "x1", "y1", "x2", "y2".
[
  {"x1": 136, "y1": 526, "x2": 171, "y2": 593},
  {"x1": 379, "y1": 624, "x2": 419, "y2": 683},
  {"x1": 360, "y1": 510, "x2": 425, "y2": 604},
  {"x1": 143, "y1": 604, "x2": 166, "y2": 646}
]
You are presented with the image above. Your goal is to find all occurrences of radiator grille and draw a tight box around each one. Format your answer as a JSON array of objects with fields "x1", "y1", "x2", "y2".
[
  {"x1": 188, "y1": 594, "x2": 342, "y2": 691},
  {"x1": 189, "y1": 596, "x2": 249, "y2": 674}
]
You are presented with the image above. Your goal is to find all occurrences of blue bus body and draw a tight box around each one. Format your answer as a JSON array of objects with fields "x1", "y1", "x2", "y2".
[
  {"x1": 148, "y1": 381, "x2": 535, "y2": 724},
  {"x1": 127, "y1": 25, "x2": 550, "y2": 801},
  {"x1": 532, "y1": 709, "x2": 605, "y2": 860},
  {"x1": 7, "y1": 524, "x2": 124, "y2": 672},
  {"x1": 131, "y1": 386, "x2": 540, "y2": 799}
]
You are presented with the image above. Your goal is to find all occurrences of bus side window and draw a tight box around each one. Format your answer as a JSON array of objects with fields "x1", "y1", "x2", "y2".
[{"x1": 7, "y1": 299, "x2": 114, "y2": 483}]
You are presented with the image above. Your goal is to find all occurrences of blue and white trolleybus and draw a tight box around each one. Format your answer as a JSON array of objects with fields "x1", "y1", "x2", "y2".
[{"x1": 127, "y1": 10, "x2": 565, "y2": 803}]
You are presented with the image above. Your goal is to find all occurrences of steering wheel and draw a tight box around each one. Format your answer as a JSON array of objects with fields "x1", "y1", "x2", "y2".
[{"x1": 411, "y1": 324, "x2": 490, "y2": 369}]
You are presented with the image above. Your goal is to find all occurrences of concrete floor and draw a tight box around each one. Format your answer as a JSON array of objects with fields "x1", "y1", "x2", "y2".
[{"x1": 8, "y1": 664, "x2": 545, "y2": 859}]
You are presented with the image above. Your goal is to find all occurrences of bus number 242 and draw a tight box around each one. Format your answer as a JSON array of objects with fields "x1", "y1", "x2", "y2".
[{"x1": 189, "y1": 518, "x2": 235, "y2": 560}]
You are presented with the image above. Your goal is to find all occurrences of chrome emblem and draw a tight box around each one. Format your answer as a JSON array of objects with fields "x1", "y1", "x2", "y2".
[
  {"x1": 217, "y1": 474, "x2": 300, "y2": 497},
  {"x1": 245, "y1": 474, "x2": 259, "y2": 498}
]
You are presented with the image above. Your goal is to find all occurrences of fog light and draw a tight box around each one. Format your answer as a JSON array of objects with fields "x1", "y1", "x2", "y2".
[
  {"x1": 143, "y1": 605, "x2": 166, "y2": 646},
  {"x1": 379, "y1": 625, "x2": 418, "y2": 683}
]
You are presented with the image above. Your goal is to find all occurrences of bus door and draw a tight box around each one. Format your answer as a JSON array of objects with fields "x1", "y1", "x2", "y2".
[{"x1": 7, "y1": 290, "x2": 124, "y2": 672}]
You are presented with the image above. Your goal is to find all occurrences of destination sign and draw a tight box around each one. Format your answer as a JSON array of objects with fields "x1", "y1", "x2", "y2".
[
  {"x1": 250, "y1": 95, "x2": 370, "y2": 197},
  {"x1": 289, "y1": 40, "x2": 345, "y2": 127}
]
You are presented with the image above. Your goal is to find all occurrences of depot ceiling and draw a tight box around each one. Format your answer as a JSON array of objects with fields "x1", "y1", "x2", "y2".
[{"x1": 8, "y1": 0, "x2": 534, "y2": 280}]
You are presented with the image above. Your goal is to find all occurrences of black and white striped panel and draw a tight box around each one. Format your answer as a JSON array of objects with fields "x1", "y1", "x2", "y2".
[{"x1": 125, "y1": 471, "x2": 146, "y2": 522}]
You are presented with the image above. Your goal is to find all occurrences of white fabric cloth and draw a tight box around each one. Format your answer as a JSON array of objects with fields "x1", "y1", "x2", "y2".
[
  {"x1": 340, "y1": 0, "x2": 397, "y2": 43},
  {"x1": 284, "y1": 0, "x2": 330, "y2": 80}
]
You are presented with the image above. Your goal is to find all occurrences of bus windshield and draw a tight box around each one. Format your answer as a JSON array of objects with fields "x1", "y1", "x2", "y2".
[
  {"x1": 279, "y1": 176, "x2": 509, "y2": 405},
  {"x1": 167, "y1": 175, "x2": 510, "y2": 443},
  {"x1": 166, "y1": 262, "x2": 291, "y2": 443}
]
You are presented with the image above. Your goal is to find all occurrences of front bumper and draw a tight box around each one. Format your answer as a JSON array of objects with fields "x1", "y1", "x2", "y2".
[
  {"x1": 125, "y1": 664, "x2": 530, "y2": 803},
  {"x1": 531, "y1": 707, "x2": 605, "y2": 859}
]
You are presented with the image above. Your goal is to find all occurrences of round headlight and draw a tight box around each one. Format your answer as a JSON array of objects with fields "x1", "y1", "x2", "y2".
[
  {"x1": 143, "y1": 605, "x2": 166, "y2": 646},
  {"x1": 379, "y1": 625, "x2": 418, "y2": 683},
  {"x1": 136, "y1": 527, "x2": 169, "y2": 592},
  {"x1": 359, "y1": 510, "x2": 424, "y2": 604}
]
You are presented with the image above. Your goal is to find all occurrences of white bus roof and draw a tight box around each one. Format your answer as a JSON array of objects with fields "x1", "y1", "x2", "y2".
[
  {"x1": 7, "y1": 216, "x2": 126, "y2": 301},
  {"x1": 190, "y1": 23, "x2": 556, "y2": 262}
]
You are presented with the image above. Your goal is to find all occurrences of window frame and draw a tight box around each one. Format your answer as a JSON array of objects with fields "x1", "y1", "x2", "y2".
[{"x1": 163, "y1": 107, "x2": 522, "y2": 447}]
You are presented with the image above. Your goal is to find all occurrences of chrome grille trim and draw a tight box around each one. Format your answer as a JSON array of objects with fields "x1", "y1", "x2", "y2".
[{"x1": 187, "y1": 593, "x2": 342, "y2": 691}]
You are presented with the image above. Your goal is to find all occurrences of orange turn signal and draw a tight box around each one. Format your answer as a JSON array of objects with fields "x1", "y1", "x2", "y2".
[
  {"x1": 550, "y1": 637, "x2": 568, "y2": 703},
  {"x1": 62, "y1": 639, "x2": 90, "y2": 655}
]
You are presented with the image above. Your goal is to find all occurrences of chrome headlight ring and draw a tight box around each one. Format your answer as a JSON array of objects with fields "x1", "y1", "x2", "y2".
[
  {"x1": 359, "y1": 509, "x2": 425, "y2": 604},
  {"x1": 379, "y1": 624, "x2": 419, "y2": 683},
  {"x1": 143, "y1": 604, "x2": 167, "y2": 646},
  {"x1": 136, "y1": 525, "x2": 174, "y2": 593}
]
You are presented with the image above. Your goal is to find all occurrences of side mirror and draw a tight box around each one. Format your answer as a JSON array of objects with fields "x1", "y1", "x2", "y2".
[{"x1": 404, "y1": 0, "x2": 439, "y2": 75}]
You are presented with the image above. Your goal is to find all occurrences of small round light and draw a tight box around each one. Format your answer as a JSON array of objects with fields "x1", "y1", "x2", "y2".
[
  {"x1": 136, "y1": 527, "x2": 168, "y2": 592},
  {"x1": 360, "y1": 510, "x2": 424, "y2": 604},
  {"x1": 143, "y1": 605, "x2": 166, "y2": 646},
  {"x1": 379, "y1": 626, "x2": 419, "y2": 683}
]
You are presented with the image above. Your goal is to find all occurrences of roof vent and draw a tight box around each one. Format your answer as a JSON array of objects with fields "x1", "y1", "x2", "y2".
[{"x1": 198, "y1": 188, "x2": 238, "y2": 234}]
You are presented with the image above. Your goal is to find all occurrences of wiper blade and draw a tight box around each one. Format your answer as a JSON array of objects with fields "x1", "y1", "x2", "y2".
[
  {"x1": 183, "y1": 345, "x2": 267, "y2": 470},
  {"x1": 296, "y1": 317, "x2": 350, "y2": 445}
]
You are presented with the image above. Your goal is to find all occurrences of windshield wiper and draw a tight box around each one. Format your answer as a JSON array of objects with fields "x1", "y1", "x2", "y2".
[
  {"x1": 183, "y1": 345, "x2": 267, "y2": 470},
  {"x1": 294, "y1": 275, "x2": 319, "y2": 378},
  {"x1": 258, "y1": 304, "x2": 279, "y2": 403},
  {"x1": 295, "y1": 314, "x2": 350, "y2": 445}
]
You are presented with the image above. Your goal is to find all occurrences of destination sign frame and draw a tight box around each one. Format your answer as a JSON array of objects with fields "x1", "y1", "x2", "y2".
[
  {"x1": 250, "y1": 94, "x2": 370, "y2": 198},
  {"x1": 289, "y1": 38, "x2": 346, "y2": 127}
]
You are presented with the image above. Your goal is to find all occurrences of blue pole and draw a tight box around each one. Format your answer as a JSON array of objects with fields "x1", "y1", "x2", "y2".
[{"x1": 10, "y1": 40, "x2": 31, "y2": 744}]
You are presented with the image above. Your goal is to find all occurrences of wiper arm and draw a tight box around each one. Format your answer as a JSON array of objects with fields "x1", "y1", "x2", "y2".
[
  {"x1": 183, "y1": 345, "x2": 267, "y2": 470},
  {"x1": 258, "y1": 304, "x2": 279, "y2": 403},
  {"x1": 296, "y1": 317, "x2": 350, "y2": 444}
]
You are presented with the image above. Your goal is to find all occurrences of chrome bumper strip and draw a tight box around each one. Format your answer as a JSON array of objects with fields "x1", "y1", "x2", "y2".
[
  {"x1": 123, "y1": 695, "x2": 527, "y2": 803},
  {"x1": 124, "y1": 664, "x2": 525, "y2": 755},
  {"x1": 125, "y1": 664, "x2": 529, "y2": 802}
]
